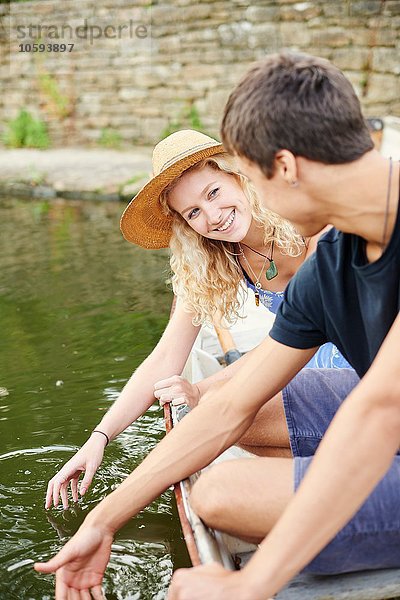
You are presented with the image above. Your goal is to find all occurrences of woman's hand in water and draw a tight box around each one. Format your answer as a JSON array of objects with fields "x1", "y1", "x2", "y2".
[
  {"x1": 45, "y1": 434, "x2": 107, "y2": 510},
  {"x1": 154, "y1": 375, "x2": 201, "y2": 409}
]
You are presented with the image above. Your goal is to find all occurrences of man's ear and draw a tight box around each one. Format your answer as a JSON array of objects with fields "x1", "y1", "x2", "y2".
[{"x1": 274, "y1": 150, "x2": 298, "y2": 185}]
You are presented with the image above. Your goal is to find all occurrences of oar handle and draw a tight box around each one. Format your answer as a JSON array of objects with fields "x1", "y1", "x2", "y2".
[
  {"x1": 213, "y1": 322, "x2": 237, "y2": 354},
  {"x1": 212, "y1": 317, "x2": 242, "y2": 365}
]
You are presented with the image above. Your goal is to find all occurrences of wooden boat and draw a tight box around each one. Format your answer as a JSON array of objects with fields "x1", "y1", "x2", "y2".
[{"x1": 164, "y1": 290, "x2": 400, "y2": 599}]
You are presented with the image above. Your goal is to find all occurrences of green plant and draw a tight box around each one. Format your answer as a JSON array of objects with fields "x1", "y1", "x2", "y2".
[
  {"x1": 38, "y1": 72, "x2": 72, "y2": 119},
  {"x1": 27, "y1": 164, "x2": 47, "y2": 185},
  {"x1": 162, "y1": 103, "x2": 205, "y2": 139},
  {"x1": 99, "y1": 128, "x2": 123, "y2": 149},
  {"x1": 3, "y1": 109, "x2": 49, "y2": 149}
]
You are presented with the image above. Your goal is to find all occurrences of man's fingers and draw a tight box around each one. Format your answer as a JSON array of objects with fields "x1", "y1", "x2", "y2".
[
  {"x1": 90, "y1": 585, "x2": 106, "y2": 600},
  {"x1": 55, "y1": 574, "x2": 68, "y2": 600},
  {"x1": 68, "y1": 586, "x2": 81, "y2": 600},
  {"x1": 34, "y1": 541, "x2": 77, "y2": 574}
]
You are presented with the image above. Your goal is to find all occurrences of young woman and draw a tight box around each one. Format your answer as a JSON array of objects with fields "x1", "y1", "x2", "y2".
[{"x1": 46, "y1": 130, "x2": 355, "y2": 509}]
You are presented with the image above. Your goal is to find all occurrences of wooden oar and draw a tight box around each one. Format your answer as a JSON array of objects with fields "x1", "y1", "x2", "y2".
[{"x1": 212, "y1": 313, "x2": 242, "y2": 365}]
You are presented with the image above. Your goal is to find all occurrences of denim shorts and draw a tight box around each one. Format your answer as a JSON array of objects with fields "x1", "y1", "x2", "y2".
[{"x1": 283, "y1": 368, "x2": 400, "y2": 574}]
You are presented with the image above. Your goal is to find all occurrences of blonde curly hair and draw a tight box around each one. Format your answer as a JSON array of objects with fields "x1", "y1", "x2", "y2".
[{"x1": 160, "y1": 153, "x2": 304, "y2": 325}]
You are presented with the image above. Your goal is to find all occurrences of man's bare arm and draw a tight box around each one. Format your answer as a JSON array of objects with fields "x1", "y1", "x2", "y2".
[
  {"x1": 87, "y1": 337, "x2": 314, "y2": 533},
  {"x1": 242, "y1": 313, "x2": 400, "y2": 599}
]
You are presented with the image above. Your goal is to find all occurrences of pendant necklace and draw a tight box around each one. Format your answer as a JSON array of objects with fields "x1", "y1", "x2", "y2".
[
  {"x1": 240, "y1": 229, "x2": 279, "y2": 282},
  {"x1": 238, "y1": 245, "x2": 269, "y2": 306}
]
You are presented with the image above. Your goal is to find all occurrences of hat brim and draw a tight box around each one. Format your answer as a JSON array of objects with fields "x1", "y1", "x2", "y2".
[{"x1": 120, "y1": 142, "x2": 224, "y2": 249}]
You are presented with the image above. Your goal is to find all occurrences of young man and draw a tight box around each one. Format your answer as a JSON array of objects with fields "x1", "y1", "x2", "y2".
[{"x1": 35, "y1": 53, "x2": 400, "y2": 600}]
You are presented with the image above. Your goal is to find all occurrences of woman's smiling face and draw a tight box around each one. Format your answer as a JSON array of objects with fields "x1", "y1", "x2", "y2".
[{"x1": 167, "y1": 164, "x2": 252, "y2": 242}]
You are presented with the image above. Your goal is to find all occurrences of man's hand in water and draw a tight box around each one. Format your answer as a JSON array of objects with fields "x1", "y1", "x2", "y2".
[{"x1": 34, "y1": 521, "x2": 113, "y2": 599}]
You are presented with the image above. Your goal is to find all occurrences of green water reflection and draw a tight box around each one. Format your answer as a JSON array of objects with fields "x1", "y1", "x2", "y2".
[{"x1": 0, "y1": 198, "x2": 190, "y2": 599}]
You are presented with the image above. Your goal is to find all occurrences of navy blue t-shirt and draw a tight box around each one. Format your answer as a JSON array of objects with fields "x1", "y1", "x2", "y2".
[{"x1": 270, "y1": 198, "x2": 400, "y2": 378}]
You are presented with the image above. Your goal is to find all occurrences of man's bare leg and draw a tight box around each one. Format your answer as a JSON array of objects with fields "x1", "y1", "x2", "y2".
[{"x1": 190, "y1": 457, "x2": 293, "y2": 542}]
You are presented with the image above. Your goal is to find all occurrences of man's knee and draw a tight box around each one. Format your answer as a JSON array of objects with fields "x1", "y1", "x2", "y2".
[{"x1": 190, "y1": 465, "x2": 228, "y2": 526}]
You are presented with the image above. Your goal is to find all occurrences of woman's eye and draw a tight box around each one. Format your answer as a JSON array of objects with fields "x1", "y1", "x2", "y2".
[
  {"x1": 208, "y1": 187, "x2": 219, "y2": 199},
  {"x1": 188, "y1": 208, "x2": 200, "y2": 220}
]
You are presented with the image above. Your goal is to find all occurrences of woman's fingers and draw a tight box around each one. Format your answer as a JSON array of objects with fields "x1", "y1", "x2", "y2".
[
  {"x1": 154, "y1": 375, "x2": 182, "y2": 391},
  {"x1": 70, "y1": 478, "x2": 79, "y2": 503},
  {"x1": 153, "y1": 385, "x2": 173, "y2": 399},
  {"x1": 158, "y1": 393, "x2": 186, "y2": 406},
  {"x1": 45, "y1": 480, "x2": 55, "y2": 510},
  {"x1": 171, "y1": 397, "x2": 186, "y2": 406},
  {"x1": 60, "y1": 483, "x2": 69, "y2": 510},
  {"x1": 155, "y1": 380, "x2": 191, "y2": 406},
  {"x1": 46, "y1": 476, "x2": 77, "y2": 510},
  {"x1": 79, "y1": 464, "x2": 97, "y2": 497},
  {"x1": 53, "y1": 477, "x2": 65, "y2": 508}
]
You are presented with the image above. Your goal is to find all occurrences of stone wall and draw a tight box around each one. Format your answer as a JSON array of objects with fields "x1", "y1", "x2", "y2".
[{"x1": 2, "y1": 0, "x2": 400, "y2": 147}]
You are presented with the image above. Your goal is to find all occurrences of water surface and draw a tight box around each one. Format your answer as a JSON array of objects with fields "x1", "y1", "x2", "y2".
[{"x1": 0, "y1": 197, "x2": 190, "y2": 599}]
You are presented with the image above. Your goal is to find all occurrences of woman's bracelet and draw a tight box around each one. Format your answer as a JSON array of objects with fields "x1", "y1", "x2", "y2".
[{"x1": 92, "y1": 429, "x2": 110, "y2": 446}]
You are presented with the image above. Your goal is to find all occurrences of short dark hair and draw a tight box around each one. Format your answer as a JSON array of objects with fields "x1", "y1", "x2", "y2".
[{"x1": 221, "y1": 52, "x2": 373, "y2": 177}]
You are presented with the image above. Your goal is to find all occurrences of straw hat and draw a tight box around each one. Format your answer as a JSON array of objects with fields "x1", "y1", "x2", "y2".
[{"x1": 120, "y1": 129, "x2": 224, "y2": 249}]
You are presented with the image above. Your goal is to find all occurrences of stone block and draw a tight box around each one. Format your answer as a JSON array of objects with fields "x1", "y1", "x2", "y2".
[
  {"x1": 383, "y1": 1, "x2": 400, "y2": 16},
  {"x1": 364, "y1": 72, "x2": 400, "y2": 104},
  {"x1": 369, "y1": 25, "x2": 399, "y2": 47},
  {"x1": 372, "y1": 47, "x2": 400, "y2": 75},
  {"x1": 349, "y1": 1, "x2": 382, "y2": 16},
  {"x1": 119, "y1": 127, "x2": 140, "y2": 140},
  {"x1": 139, "y1": 117, "x2": 168, "y2": 141},
  {"x1": 322, "y1": 3, "x2": 350, "y2": 19},
  {"x1": 280, "y1": 22, "x2": 312, "y2": 47},
  {"x1": 156, "y1": 35, "x2": 182, "y2": 52},
  {"x1": 85, "y1": 115, "x2": 110, "y2": 128},
  {"x1": 311, "y1": 27, "x2": 350, "y2": 48},
  {"x1": 280, "y1": 2, "x2": 322, "y2": 22},
  {"x1": 76, "y1": 102, "x2": 102, "y2": 116},
  {"x1": 332, "y1": 48, "x2": 370, "y2": 71},
  {"x1": 151, "y1": 4, "x2": 210, "y2": 25},
  {"x1": 246, "y1": 5, "x2": 281, "y2": 23},
  {"x1": 134, "y1": 105, "x2": 163, "y2": 118},
  {"x1": 344, "y1": 70, "x2": 367, "y2": 99},
  {"x1": 118, "y1": 87, "x2": 149, "y2": 101},
  {"x1": 203, "y1": 88, "x2": 232, "y2": 117},
  {"x1": 348, "y1": 28, "x2": 376, "y2": 46},
  {"x1": 363, "y1": 103, "x2": 396, "y2": 116},
  {"x1": 247, "y1": 23, "x2": 281, "y2": 50},
  {"x1": 217, "y1": 21, "x2": 252, "y2": 46},
  {"x1": 300, "y1": 46, "x2": 333, "y2": 59}
]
